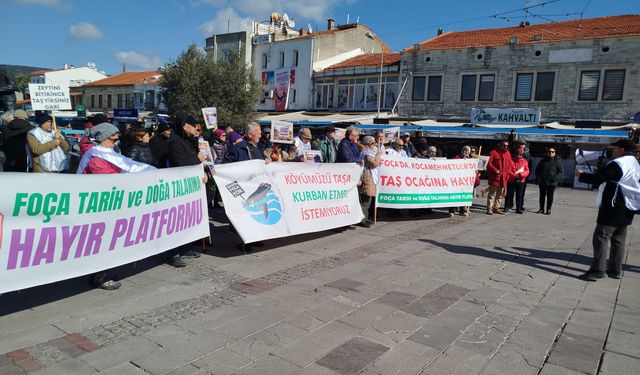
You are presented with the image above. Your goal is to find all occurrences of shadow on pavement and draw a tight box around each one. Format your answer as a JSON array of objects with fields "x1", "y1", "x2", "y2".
[{"x1": 420, "y1": 239, "x2": 584, "y2": 279}]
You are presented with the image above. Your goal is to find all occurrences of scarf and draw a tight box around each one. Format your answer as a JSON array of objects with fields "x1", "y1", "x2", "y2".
[
  {"x1": 28, "y1": 127, "x2": 67, "y2": 172},
  {"x1": 76, "y1": 145, "x2": 156, "y2": 174}
]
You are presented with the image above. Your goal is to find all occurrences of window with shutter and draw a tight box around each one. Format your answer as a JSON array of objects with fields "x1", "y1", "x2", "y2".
[
  {"x1": 515, "y1": 73, "x2": 533, "y2": 101},
  {"x1": 602, "y1": 69, "x2": 625, "y2": 100},
  {"x1": 578, "y1": 71, "x2": 600, "y2": 100},
  {"x1": 478, "y1": 74, "x2": 495, "y2": 101},
  {"x1": 427, "y1": 76, "x2": 442, "y2": 101}
]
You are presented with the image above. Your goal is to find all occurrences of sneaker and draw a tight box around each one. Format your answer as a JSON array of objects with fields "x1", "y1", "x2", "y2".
[
  {"x1": 536, "y1": 209, "x2": 545, "y2": 214},
  {"x1": 181, "y1": 249, "x2": 201, "y2": 259},
  {"x1": 578, "y1": 271, "x2": 606, "y2": 281},
  {"x1": 168, "y1": 256, "x2": 187, "y2": 268},
  {"x1": 545, "y1": 210, "x2": 551, "y2": 215},
  {"x1": 606, "y1": 271, "x2": 621, "y2": 279},
  {"x1": 357, "y1": 220, "x2": 371, "y2": 228},
  {"x1": 485, "y1": 211, "x2": 493, "y2": 215},
  {"x1": 516, "y1": 210, "x2": 524, "y2": 214},
  {"x1": 99, "y1": 280, "x2": 121, "y2": 290}
]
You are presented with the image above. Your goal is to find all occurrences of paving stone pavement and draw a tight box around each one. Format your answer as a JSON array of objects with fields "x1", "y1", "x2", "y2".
[{"x1": 0, "y1": 186, "x2": 639, "y2": 375}]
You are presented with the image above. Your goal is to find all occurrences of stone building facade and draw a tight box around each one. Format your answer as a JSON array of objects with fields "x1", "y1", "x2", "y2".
[
  {"x1": 82, "y1": 71, "x2": 165, "y2": 112},
  {"x1": 398, "y1": 15, "x2": 640, "y2": 121}
]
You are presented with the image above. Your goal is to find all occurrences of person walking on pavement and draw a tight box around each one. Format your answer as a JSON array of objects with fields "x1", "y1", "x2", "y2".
[
  {"x1": 486, "y1": 140, "x2": 512, "y2": 215},
  {"x1": 27, "y1": 114, "x2": 70, "y2": 173},
  {"x1": 504, "y1": 148, "x2": 530, "y2": 214},
  {"x1": 576, "y1": 139, "x2": 640, "y2": 281},
  {"x1": 535, "y1": 147, "x2": 564, "y2": 215}
]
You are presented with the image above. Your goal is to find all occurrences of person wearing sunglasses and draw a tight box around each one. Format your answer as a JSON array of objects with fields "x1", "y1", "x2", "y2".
[{"x1": 535, "y1": 147, "x2": 564, "y2": 215}]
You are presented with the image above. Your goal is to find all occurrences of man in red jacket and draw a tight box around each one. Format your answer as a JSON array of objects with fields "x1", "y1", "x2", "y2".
[{"x1": 486, "y1": 140, "x2": 512, "y2": 215}]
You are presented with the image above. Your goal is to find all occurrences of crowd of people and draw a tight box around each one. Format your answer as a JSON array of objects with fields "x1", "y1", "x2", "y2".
[{"x1": 1, "y1": 110, "x2": 639, "y2": 287}]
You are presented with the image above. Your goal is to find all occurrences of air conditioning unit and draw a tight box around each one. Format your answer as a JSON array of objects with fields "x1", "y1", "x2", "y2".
[{"x1": 264, "y1": 90, "x2": 274, "y2": 99}]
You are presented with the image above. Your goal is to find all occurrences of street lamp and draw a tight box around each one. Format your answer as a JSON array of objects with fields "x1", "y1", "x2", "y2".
[{"x1": 365, "y1": 32, "x2": 383, "y2": 118}]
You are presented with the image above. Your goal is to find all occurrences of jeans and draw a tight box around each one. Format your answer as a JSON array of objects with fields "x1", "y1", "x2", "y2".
[
  {"x1": 486, "y1": 186, "x2": 504, "y2": 212},
  {"x1": 590, "y1": 224, "x2": 627, "y2": 275},
  {"x1": 538, "y1": 184, "x2": 556, "y2": 211}
]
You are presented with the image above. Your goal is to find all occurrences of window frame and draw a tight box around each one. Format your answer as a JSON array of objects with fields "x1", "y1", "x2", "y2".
[
  {"x1": 279, "y1": 51, "x2": 285, "y2": 68},
  {"x1": 513, "y1": 70, "x2": 556, "y2": 102},
  {"x1": 576, "y1": 67, "x2": 628, "y2": 102},
  {"x1": 293, "y1": 50, "x2": 299, "y2": 67},
  {"x1": 261, "y1": 53, "x2": 268, "y2": 69},
  {"x1": 411, "y1": 74, "x2": 443, "y2": 102}
]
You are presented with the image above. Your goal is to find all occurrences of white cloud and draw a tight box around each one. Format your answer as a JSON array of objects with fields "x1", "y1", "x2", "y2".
[
  {"x1": 7, "y1": 0, "x2": 60, "y2": 6},
  {"x1": 69, "y1": 22, "x2": 103, "y2": 41},
  {"x1": 199, "y1": 7, "x2": 254, "y2": 36},
  {"x1": 195, "y1": 0, "x2": 356, "y2": 24},
  {"x1": 115, "y1": 51, "x2": 162, "y2": 70}
]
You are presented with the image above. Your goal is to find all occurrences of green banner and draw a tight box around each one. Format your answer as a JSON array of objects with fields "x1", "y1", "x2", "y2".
[{"x1": 378, "y1": 192, "x2": 473, "y2": 205}]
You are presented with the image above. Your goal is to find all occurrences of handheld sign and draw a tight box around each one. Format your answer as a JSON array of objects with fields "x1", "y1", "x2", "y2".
[
  {"x1": 271, "y1": 120, "x2": 294, "y2": 144},
  {"x1": 201, "y1": 107, "x2": 218, "y2": 129},
  {"x1": 28, "y1": 83, "x2": 72, "y2": 110}
]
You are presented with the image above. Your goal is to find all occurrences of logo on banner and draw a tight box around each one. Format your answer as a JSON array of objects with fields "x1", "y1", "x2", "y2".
[{"x1": 226, "y1": 182, "x2": 283, "y2": 225}]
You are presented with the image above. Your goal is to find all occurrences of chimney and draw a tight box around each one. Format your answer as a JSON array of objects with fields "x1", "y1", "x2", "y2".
[
  {"x1": 299, "y1": 28, "x2": 307, "y2": 36},
  {"x1": 327, "y1": 18, "x2": 335, "y2": 30},
  {"x1": 123, "y1": 64, "x2": 126, "y2": 73},
  {"x1": 63, "y1": 63, "x2": 69, "y2": 70},
  {"x1": 437, "y1": 28, "x2": 443, "y2": 36}
]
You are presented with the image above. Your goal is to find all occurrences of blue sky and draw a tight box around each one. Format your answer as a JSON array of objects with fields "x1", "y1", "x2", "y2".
[{"x1": 0, "y1": 0, "x2": 637, "y2": 75}]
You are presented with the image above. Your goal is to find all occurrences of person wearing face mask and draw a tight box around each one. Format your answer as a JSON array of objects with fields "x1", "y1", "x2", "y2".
[{"x1": 27, "y1": 114, "x2": 69, "y2": 173}]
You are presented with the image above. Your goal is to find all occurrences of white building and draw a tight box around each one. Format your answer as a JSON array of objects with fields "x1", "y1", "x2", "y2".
[
  {"x1": 252, "y1": 22, "x2": 389, "y2": 111},
  {"x1": 30, "y1": 65, "x2": 107, "y2": 87}
]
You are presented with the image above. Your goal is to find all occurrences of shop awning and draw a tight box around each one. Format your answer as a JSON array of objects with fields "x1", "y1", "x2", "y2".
[{"x1": 256, "y1": 111, "x2": 394, "y2": 126}]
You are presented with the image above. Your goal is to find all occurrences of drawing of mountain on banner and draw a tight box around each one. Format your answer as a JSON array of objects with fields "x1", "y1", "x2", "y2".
[{"x1": 243, "y1": 183, "x2": 283, "y2": 225}]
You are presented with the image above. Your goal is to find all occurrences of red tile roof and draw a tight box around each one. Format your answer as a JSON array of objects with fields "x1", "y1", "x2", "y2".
[
  {"x1": 30, "y1": 69, "x2": 54, "y2": 76},
  {"x1": 322, "y1": 53, "x2": 401, "y2": 71},
  {"x1": 83, "y1": 71, "x2": 161, "y2": 86},
  {"x1": 407, "y1": 15, "x2": 640, "y2": 52}
]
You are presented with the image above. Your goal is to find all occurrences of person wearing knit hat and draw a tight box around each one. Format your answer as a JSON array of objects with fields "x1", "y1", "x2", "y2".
[
  {"x1": 211, "y1": 129, "x2": 228, "y2": 163},
  {"x1": 76, "y1": 122, "x2": 155, "y2": 290},
  {"x1": 229, "y1": 131, "x2": 243, "y2": 145},
  {"x1": 27, "y1": 114, "x2": 70, "y2": 172},
  {"x1": 13, "y1": 109, "x2": 28, "y2": 120}
]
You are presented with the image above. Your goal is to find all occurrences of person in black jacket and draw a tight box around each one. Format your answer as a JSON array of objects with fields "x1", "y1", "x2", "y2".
[
  {"x1": 534, "y1": 147, "x2": 564, "y2": 215},
  {"x1": 149, "y1": 123, "x2": 173, "y2": 168},
  {"x1": 2, "y1": 110, "x2": 33, "y2": 171},
  {"x1": 166, "y1": 113, "x2": 206, "y2": 267},
  {"x1": 576, "y1": 139, "x2": 640, "y2": 281},
  {"x1": 126, "y1": 127, "x2": 154, "y2": 166},
  {"x1": 336, "y1": 126, "x2": 360, "y2": 163}
]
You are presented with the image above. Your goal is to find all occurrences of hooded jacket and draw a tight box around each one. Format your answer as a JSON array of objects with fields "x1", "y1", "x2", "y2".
[
  {"x1": 1, "y1": 118, "x2": 33, "y2": 171},
  {"x1": 487, "y1": 147, "x2": 512, "y2": 187}
]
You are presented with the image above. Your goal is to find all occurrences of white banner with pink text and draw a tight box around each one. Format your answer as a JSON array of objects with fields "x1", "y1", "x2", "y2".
[
  {"x1": 0, "y1": 165, "x2": 209, "y2": 293},
  {"x1": 214, "y1": 160, "x2": 364, "y2": 243},
  {"x1": 377, "y1": 156, "x2": 478, "y2": 209}
]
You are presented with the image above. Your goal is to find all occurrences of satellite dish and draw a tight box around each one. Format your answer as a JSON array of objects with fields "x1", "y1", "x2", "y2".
[
  {"x1": 271, "y1": 12, "x2": 281, "y2": 24},
  {"x1": 283, "y1": 13, "x2": 290, "y2": 27},
  {"x1": 307, "y1": 23, "x2": 313, "y2": 33},
  {"x1": 288, "y1": 19, "x2": 295, "y2": 28}
]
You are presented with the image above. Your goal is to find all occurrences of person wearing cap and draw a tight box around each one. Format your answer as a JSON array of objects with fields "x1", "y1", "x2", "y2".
[
  {"x1": 149, "y1": 122, "x2": 173, "y2": 168},
  {"x1": 576, "y1": 139, "x2": 640, "y2": 282},
  {"x1": 400, "y1": 132, "x2": 417, "y2": 157},
  {"x1": 317, "y1": 125, "x2": 338, "y2": 163},
  {"x1": 76, "y1": 122, "x2": 156, "y2": 290},
  {"x1": 1, "y1": 109, "x2": 33, "y2": 172},
  {"x1": 294, "y1": 127, "x2": 313, "y2": 160},
  {"x1": 258, "y1": 127, "x2": 272, "y2": 153},
  {"x1": 504, "y1": 147, "x2": 530, "y2": 214},
  {"x1": 534, "y1": 146, "x2": 564, "y2": 215},
  {"x1": 26, "y1": 114, "x2": 70, "y2": 173}
]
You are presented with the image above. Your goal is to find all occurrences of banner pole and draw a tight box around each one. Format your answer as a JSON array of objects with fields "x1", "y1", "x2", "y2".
[{"x1": 373, "y1": 193, "x2": 378, "y2": 225}]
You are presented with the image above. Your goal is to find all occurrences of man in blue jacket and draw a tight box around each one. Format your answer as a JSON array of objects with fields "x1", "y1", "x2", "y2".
[{"x1": 337, "y1": 126, "x2": 360, "y2": 163}]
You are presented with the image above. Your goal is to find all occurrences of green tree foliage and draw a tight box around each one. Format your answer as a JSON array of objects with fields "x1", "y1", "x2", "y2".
[
  {"x1": 15, "y1": 74, "x2": 30, "y2": 94},
  {"x1": 160, "y1": 44, "x2": 261, "y2": 128}
]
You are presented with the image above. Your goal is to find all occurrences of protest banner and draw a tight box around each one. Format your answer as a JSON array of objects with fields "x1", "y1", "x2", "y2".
[
  {"x1": 271, "y1": 120, "x2": 294, "y2": 144},
  {"x1": 0, "y1": 165, "x2": 209, "y2": 294},
  {"x1": 377, "y1": 156, "x2": 478, "y2": 209},
  {"x1": 201, "y1": 107, "x2": 218, "y2": 129},
  {"x1": 274, "y1": 68, "x2": 290, "y2": 111},
  {"x1": 214, "y1": 161, "x2": 363, "y2": 243},
  {"x1": 28, "y1": 83, "x2": 72, "y2": 110},
  {"x1": 383, "y1": 127, "x2": 400, "y2": 144}
]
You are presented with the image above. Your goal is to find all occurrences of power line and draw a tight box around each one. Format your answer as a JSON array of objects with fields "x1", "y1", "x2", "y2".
[
  {"x1": 581, "y1": 0, "x2": 594, "y2": 18},
  {"x1": 379, "y1": 0, "x2": 562, "y2": 37}
]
